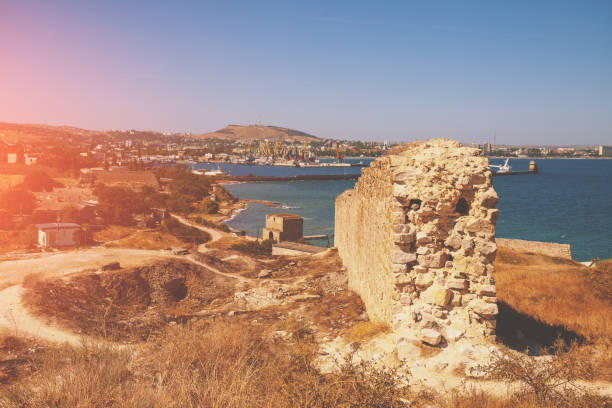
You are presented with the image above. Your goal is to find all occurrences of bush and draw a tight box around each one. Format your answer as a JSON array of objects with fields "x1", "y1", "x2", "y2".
[
  {"x1": 162, "y1": 217, "x2": 209, "y2": 244},
  {"x1": 231, "y1": 239, "x2": 274, "y2": 255},
  {"x1": 193, "y1": 216, "x2": 231, "y2": 232},
  {"x1": 0, "y1": 188, "x2": 36, "y2": 215},
  {"x1": 484, "y1": 341, "x2": 609, "y2": 407},
  {"x1": 198, "y1": 198, "x2": 218, "y2": 214},
  {"x1": 23, "y1": 170, "x2": 54, "y2": 192}
]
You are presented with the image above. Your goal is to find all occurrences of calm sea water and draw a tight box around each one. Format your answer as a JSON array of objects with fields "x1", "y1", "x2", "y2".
[{"x1": 214, "y1": 159, "x2": 612, "y2": 261}]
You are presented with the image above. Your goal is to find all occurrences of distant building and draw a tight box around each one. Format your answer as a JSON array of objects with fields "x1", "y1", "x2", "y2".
[
  {"x1": 262, "y1": 213, "x2": 303, "y2": 242},
  {"x1": 36, "y1": 223, "x2": 82, "y2": 248},
  {"x1": 24, "y1": 153, "x2": 38, "y2": 166},
  {"x1": 599, "y1": 146, "x2": 612, "y2": 157},
  {"x1": 7, "y1": 153, "x2": 18, "y2": 164},
  {"x1": 482, "y1": 143, "x2": 492, "y2": 155}
]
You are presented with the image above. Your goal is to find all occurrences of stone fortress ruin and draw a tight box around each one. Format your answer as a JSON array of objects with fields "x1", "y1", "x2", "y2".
[{"x1": 335, "y1": 139, "x2": 499, "y2": 356}]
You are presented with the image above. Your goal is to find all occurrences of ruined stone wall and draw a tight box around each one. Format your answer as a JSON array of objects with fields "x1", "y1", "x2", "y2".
[
  {"x1": 496, "y1": 238, "x2": 572, "y2": 259},
  {"x1": 335, "y1": 156, "x2": 396, "y2": 323},
  {"x1": 335, "y1": 139, "x2": 499, "y2": 350}
]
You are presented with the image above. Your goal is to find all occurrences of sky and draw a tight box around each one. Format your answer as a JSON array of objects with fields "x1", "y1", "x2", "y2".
[{"x1": 1, "y1": 1, "x2": 611, "y2": 144}]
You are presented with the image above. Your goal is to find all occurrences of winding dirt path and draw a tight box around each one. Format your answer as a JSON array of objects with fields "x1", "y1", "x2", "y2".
[{"x1": 0, "y1": 248, "x2": 175, "y2": 345}]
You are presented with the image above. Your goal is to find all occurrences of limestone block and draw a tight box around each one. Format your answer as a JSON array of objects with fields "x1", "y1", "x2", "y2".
[
  {"x1": 420, "y1": 328, "x2": 442, "y2": 346},
  {"x1": 415, "y1": 274, "x2": 434, "y2": 289},
  {"x1": 416, "y1": 246, "x2": 431, "y2": 255},
  {"x1": 416, "y1": 231, "x2": 432, "y2": 245},
  {"x1": 417, "y1": 253, "x2": 447, "y2": 268},
  {"x1": 470, "y1": 300, "x2": 499, "y2": 318},
  {"x1": 475, "y1": 240, "x2": 497, "y2": 257},
  {"x1": 445, "y1": 328, "x2": 465, "y2": 342},
  {"x1": 445, "y1": 233, "x2": 462, "y2": 250},
  {"x1": 393, "y1": 223, "x2": 415, "y2": 234},
  {"x1": 395, "y1": 274, "x2": 413, "y2": 285},
  {"x1": 394, "y1": 233, "x2": 416, "y2": 244},
  {"x1": 413, "y1": 265, "x2": 428, "y2": 274},
  {"x1": 447, "y1": 278, "x2": 468, "y2": 290},
  {"x1": 466, "y1": 219, "x2": 494, "y2": 234},
  {"x1": 480, "y1": 187, "x2": 498, "y2": 208},
  {"x1": 392, "y1": 249, "x2": 417, "y2": 264},
  {"x1": 487, "y1": 209, "x2": 499, "y2": 224},
  {"x1": 477, "y1": 285, "x2": 496, "y2": 297},
  {"x1": 450, "y1": 292, "x2": 462, "y2": 307},
  {"x1": 423, "y1": 287, "x2": 451, "y2": 307}
]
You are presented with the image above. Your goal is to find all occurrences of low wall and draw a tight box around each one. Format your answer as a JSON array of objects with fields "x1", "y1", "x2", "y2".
[{"x1": 496, "y1": 238, "x2": 572, "y2": 259}]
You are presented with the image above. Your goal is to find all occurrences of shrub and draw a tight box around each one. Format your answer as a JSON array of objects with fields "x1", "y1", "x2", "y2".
[
  {"x1": 484, "y1": 341, "x2": 609, "y2": 407},
  {"x1": 162, "y1": 217, "x2": 209, "y2": 244},
  {"x1": 198, "y1": 198, "x2": 218, "y2": 214},
  {"x1": 23, "y1": 170, "x2": 54, "y2": 192}
]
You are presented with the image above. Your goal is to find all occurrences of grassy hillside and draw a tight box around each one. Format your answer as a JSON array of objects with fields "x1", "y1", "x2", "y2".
[{"x1": 195, "y1": 124, "x2": 321, "y2": 142}]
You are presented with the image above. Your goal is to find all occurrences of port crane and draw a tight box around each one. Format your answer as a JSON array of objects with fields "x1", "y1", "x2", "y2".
[{"x1": 333, "y1": 142, "x2": 343, "y2": 162}]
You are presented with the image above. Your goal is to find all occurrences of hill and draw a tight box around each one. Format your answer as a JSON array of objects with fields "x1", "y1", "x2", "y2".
[
  {"x1": 194, "y1": 124, "x2": 321, "y2": 142},
  {"x1": 0, "y1": 122, "x2": 99, "y2": 144}
]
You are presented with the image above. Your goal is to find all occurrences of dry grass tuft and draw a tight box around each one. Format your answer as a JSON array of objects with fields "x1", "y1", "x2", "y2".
[
  {"x1": 104, "y1": 230, "x2": 186, "y2": 250},
  {"x1": 92, "y1": 225, "x2": 138, "y2": 243},
  {"x1": 494, "y1": 247, "x2": 612, "y2": 341},
  {"x1": 342, "y1": 321, "x2": 390, "y2": 343}
]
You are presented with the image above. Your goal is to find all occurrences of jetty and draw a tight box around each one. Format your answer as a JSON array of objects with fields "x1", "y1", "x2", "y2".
[{"x1": 216, "y1": 173, "x2": 360, "y2": 182}]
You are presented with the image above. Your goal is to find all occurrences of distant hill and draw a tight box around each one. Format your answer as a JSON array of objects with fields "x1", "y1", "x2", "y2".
[
  {"x1": 0, "y1": 122, "x2": 98, "y2": 144},
  {"x1": 0, "y1": 122, "x2": 321, "y2": 145},
  {"x1": 194, "y1": 124, "x2": 321, "y2": 142}
]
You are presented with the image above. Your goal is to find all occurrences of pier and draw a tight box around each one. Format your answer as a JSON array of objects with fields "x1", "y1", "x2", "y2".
[{"x1": 216, "y1": 173, "x2": 360, "y2": 182}]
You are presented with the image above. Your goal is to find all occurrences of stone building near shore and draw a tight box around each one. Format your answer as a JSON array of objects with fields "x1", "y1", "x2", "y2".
[
  {"x1": 262, "y1": 213, "x2": 303, "y2": 242},
  {"x1": 335, "y1": 139, "x2": 499, "y2": 352}
]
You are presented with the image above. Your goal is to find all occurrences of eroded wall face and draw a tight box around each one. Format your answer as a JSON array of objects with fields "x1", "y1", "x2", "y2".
[
  {"x1": 335, "y1": 157, "x2": 396, "y2": 324},
  {"x1": 335, "y1": 139, "x2": 499, "y2": 347}
]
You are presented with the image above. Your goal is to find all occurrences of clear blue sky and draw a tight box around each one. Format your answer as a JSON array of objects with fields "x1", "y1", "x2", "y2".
[{"x1": 1, "y1": 0, "x2": 611, "y2": 144}]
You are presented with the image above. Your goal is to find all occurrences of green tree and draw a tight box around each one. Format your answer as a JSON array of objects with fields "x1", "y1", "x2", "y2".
[
  {"x1": 199, "y1": 198, "x2": 219, "y2": 214},
  {"x1": 0, "y1": 188, "x2": 36, "y2": 215},
  {"x1": 23, "y1": 170, "x2": 55, "y2": 192}
]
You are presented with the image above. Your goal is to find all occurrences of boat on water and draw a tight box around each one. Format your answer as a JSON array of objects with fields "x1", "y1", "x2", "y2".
[
  {"x1": 350, "y1": 161, "x2": 368, "y2": 167},
  {"x1": 490, "y1": 158, "x2": 511, "y2": 174},
  {"x1": 193, "y1": 164, "x2": 227, "y2": 176}
]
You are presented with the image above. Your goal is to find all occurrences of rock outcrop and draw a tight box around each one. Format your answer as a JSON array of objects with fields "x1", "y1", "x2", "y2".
[{"x1": 335, "y1": 139, "x2": 498, "y2": 352}]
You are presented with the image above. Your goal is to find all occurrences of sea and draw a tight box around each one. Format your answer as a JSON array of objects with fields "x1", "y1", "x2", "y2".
[{"x1": 194, "y1": 158, "x2": 612, "y2": 262}]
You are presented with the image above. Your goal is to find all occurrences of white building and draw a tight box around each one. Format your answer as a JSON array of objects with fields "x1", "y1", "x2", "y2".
[
  {"x1": 36, "y1": 223, "x2": 82, "y2": 248},
  {"x1": 7, "y1": 153, "x2": 18, "y2": 164},
  {"x1": 599, "y1": 146, "x2": 612, "y2": 157},
  {"x1": 24, "y1": 153, "x2": 38, "y2": 166}
]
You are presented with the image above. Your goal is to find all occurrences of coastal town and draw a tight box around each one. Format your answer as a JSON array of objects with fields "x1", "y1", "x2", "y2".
[{"x1": 1, "y1": 1, "x2": 612, "y2": 406}]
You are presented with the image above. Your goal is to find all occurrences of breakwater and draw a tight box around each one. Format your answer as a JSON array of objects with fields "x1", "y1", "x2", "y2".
[{"x1": 216, "y1": 174, "x2": 359, "y2": 182}]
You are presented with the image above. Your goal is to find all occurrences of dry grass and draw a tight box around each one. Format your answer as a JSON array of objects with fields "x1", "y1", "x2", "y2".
[
  {"x1": 104, "y1": 230, "x2": 186, "y2": 250},
  {"x1": 92, "y1": 225, "x2": 139, "y2": 243},
  {"x1": 0, "y1": 175, "x2": 23, "y2": 191},
  {"x1": 0, "y1": 322, "x2": 411, "y2": 407},
  {"x1": 494, "y1": 247, "x2": 612, "y2": 341},
  {"x1": 342, "y1": 321, "x2": 390, "y2": 343},
  {"x1": 494, "y1": 247, "x2": 612, "y2": 382},
  {"x1": 0, "y1": 231, "x2": 38, "y2": 254}
]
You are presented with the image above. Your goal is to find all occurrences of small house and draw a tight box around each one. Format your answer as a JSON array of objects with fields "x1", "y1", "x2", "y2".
[
  {"x1": 36, "y1": 222, "x2": 82, "y2": 248},
  {"x1": 262, "y1": 213, "x2": 303, "y2": 242}
]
